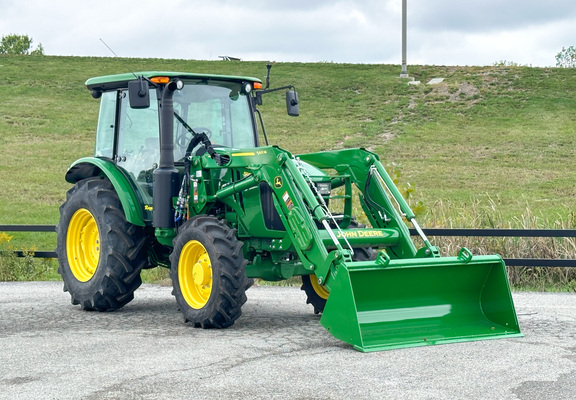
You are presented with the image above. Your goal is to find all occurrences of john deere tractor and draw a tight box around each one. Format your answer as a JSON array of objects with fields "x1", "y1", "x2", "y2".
[{"x1": 56, "y1": 68, "x2": 522, "y2": 351}]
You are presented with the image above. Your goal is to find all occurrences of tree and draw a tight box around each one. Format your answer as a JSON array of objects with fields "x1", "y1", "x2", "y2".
[
  {"x1": 0, "y1": 34, "x2": 44, "y2": 55},
  {"x1": 555, "y1": 46, "x2": 576, "y2": 68}
]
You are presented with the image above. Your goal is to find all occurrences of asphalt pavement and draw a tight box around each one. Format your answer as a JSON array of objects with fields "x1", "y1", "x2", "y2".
[{"x1": 1, "y1": 282, "x2": 575, "y2": 399}]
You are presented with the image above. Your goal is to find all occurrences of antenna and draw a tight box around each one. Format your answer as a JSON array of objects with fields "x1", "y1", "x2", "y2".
[
  {"x1": 99, "y1": 38, "x2": 138, "y2": 79},
  {"x1": 99, "y1": 38, "x2": 151, "y2": 104},
  {"x1": 99, "y1": 38, "x2": 121, "y2": 58}
]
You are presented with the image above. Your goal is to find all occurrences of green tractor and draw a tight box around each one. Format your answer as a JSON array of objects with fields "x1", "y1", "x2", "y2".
[{"x1": 56, "y1": 68, "x2": 522, "y2": 351}]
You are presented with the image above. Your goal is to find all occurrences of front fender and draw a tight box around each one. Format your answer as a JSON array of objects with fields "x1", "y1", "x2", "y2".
[{"x1": 65, "y1": 157, "x2": 145, "y2": 226}]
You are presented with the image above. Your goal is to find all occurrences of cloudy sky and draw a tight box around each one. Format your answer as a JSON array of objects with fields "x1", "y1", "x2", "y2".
[{"x1": 2, "y1": 0, "x2": 575, "y2": 67}]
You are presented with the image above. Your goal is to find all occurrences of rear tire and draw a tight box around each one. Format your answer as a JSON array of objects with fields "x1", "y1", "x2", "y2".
[
  {"x1": 170, "y1": 216, "x2": 250, "y2": 328},
  {"x1": 56, "y1": 178, "x2": 147, "y2": 311}
]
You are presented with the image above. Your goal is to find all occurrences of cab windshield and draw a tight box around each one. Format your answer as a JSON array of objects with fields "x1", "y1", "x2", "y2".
[{"x1": 173, "y1": 80, "x2": 256, "y2": 160}]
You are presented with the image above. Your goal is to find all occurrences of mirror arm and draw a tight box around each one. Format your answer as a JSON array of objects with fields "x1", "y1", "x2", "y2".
[
  {"x1": 255, "y1": 85, "x2": 295, "y2": 96},
  {"x1": 254, "y1": 85, "x2": 296, "y2": 106}
]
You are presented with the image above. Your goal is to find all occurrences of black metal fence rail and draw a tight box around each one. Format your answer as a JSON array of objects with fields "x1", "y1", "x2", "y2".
[
  {"x1": 409, "y1": 228, "x2": 576, "y2": 267},
  {"x1": 2, "y1": 225, "x2": 576, "y2": 267},
  {"x1": 0, "y1": 225, "x2": 56, "y2": 232},
  {"x1": 409, "y1": 228, "x2": 576, "y2": 238},
  {"x1": 0, "y1": 225, "x2": 57, "y2": 259}
]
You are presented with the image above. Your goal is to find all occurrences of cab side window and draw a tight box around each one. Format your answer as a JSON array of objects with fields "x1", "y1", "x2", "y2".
[{"x1": 94, "y1": 91, "x2": 117, "y2": 158}]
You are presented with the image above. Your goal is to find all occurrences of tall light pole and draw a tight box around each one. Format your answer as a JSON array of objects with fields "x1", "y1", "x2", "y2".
[{"x1": 400, "y1": 0, "x2": 409, "y2": 78}]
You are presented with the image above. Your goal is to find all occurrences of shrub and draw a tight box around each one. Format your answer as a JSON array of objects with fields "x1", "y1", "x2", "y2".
[
  {"x1": 555, "y1": 46, "x2": 576, "y2": 68},
  {"x1": 0, "y1": 232, "x2": 54, "y2": 281}
]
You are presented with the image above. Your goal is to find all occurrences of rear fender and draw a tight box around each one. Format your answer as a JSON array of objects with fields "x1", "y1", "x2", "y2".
[{"x1": 65, "y1": 157, "x2": 145, "y2": 226}]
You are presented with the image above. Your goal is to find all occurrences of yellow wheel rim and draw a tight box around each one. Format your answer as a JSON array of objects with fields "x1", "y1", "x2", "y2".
[
  {"x1": 179, "y1": 240, "x2": 212, "y2": 309},
  {"x1": 310, "y1": 274, "x2": 330, "y2": 300},
  {"x1": 67, "y1": 208, "x2": 100, "y2": 282}
]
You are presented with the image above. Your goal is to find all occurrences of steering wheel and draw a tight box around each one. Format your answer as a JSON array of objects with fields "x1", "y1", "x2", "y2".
[{"x1": 176, "y1": 127, "x2": 213, "y2": 148}]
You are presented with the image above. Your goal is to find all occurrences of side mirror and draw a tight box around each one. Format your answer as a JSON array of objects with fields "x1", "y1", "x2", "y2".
[
  {"x1": 128, "y1": 77, "x2": 150, "y2": 109},
  {"x1": 286, "y1": 90, "x2": 299, "y2": 117}
]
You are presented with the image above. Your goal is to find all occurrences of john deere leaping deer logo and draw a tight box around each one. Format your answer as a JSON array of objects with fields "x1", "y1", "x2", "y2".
[{"x1": 274, "y1": 176, "x2": 283, "y2": 188}]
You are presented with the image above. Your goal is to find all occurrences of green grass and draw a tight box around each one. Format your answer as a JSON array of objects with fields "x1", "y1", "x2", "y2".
[{"x1": 1, "y1": 55, "x2": 576, "y2": 286}]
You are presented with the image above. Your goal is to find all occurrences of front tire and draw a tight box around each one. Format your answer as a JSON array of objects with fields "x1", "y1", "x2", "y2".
[
  {"x1": 56, "y1": 178, "x2": 147, "y2": 311},
  {"x1": 301, "y1": 274, "x2": 330, "y2": 315},
  {"x1": 170, "y1": 216, "x2": 250, "y2": 328},
  {"x1": 301, "y1": 246, "x2": 376, "y2": 314}
]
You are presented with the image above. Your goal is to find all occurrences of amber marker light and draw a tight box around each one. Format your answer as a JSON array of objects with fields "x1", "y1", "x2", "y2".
[
  {"x1": 150, "y1": 76, "x2": 170, "y2": 84},
  {"x1": 253, "y1": 82, "x2": 262, "y2": 89}
]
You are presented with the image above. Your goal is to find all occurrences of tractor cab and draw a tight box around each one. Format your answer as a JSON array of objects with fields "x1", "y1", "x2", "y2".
[{"x1": 86, "y1": 72, "x2": 261, "y2": 213}]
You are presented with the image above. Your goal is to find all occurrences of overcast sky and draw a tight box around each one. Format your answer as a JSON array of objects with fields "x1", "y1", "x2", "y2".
[{"x1": 2, "y1": 0, "x2": 575, "y2": 67}]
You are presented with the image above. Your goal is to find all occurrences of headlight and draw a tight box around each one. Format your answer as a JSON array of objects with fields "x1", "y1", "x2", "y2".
[{"x1": 241, "y1": 82, "x2": 252, "y2": 94}]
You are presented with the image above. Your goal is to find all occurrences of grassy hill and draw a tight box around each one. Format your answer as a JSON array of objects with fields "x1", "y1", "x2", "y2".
[{"x1": 1, "y1": 55, "x2": 576, "y2": 256}]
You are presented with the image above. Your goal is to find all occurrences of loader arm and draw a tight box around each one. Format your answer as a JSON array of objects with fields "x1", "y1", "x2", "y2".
[
  {"x1": 189, "y1": 146, "x2": 432, "y2": 288},
  {"x1": 188, "y1": 146, "x2": 345, "y2": 283},
  {"x1": 298, "y1": 148, "x2": 425, "y2": 259}
]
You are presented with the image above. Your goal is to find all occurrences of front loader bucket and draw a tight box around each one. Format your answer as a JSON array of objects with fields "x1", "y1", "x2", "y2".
[{"x1": 320, "y1": 254, "x2": 522, "y2": 352}]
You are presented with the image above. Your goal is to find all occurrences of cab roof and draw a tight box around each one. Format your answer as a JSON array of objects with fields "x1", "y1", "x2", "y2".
[{"x1": 85, "y1": 71, "x2": 262, "y2": 92}]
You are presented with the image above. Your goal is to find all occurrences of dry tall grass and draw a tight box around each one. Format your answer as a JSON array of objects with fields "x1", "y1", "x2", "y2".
[{"x1": 421, "y1": 198, "x2": 576, "y2": 291}]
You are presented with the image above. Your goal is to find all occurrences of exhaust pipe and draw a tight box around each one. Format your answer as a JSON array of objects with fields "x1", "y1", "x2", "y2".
[{"x1": 153, "y1": 81, "x2": 180, "y2": 228}]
